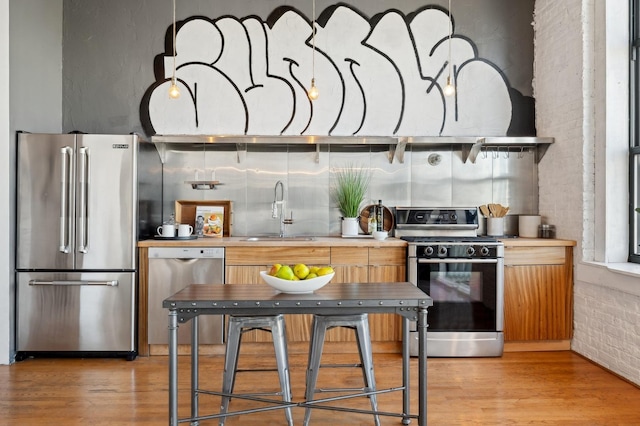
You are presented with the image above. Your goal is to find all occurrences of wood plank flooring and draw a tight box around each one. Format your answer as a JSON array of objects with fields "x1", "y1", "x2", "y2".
[{"x1": 0, "y1": 351, "x2": 639, "y2": 425}]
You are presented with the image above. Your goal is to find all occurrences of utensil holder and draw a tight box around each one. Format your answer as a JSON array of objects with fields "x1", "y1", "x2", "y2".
[{"x1": 487, "y1": 217, "x2": 504, "y2": 236}]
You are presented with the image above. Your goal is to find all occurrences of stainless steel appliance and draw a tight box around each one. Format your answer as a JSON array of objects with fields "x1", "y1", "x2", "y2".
[
  {"x1": 15, "y1": 132, "x2": 162, "y2": 360},
  {"x1": 395, "y1": 207, "x2": 504, "y2": 357},
  {"x1": 147, "y1": 247, "x2": 225, "y2": 345}
]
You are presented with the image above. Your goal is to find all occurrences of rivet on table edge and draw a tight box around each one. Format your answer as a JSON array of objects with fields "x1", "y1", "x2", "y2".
[
  {"x1": 358, "y1": 301, "x2": 363, "y2": 305},
  {"x1": 379, "y1": 301, "x2": 384, "y2": 305},
  {"x1": 337, "y1": 301, "x2": 342, "y2": 305},
  {"x1": 255, "y1": 301, "x2": 260, "y2": 306}
]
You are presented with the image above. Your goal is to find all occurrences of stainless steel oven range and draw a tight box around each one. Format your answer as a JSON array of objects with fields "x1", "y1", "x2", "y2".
[{"x1": 395, "y1": 207, "x2": 504, "y2": 357}]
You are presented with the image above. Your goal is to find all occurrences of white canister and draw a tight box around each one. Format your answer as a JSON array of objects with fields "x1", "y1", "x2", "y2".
[
  {"x1": 341, "y1": 217, "x2": 359, "y2": 236},
  {"x1": 486, "y1": 217, "x2": 505, "y2": 236},
  {"x1": 519, "y1": 215, "x2": 541, "y2": 238}
]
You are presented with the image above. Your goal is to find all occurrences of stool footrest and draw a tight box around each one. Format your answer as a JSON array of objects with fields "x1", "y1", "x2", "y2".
[
  {"x1": 315, "y1": 387, "x2": 368, "y2": 393},
  {"x1": 225, "y1": 391, "x2": 285, "y2": 397},
  {"x1": 319, "y1": 363, "x2": 362, "y2": 368},
  {"x1": 235, "y1": 368, "x2": 279, "y2": 373}
]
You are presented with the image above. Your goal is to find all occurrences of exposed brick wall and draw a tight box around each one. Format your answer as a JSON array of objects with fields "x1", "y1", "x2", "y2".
[
  {"x1": 573, "y1": 280, "x2": 640, "y2": 384},
  {"x1": 534, "y1": 0, "x2": 640, "y2": 386},
  {"x1": 534, "y1": 0, "x2": 586, "y2": 247}
]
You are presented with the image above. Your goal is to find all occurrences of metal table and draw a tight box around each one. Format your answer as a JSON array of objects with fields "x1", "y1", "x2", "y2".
[{"x1": 164, "y1": 282, "x2": 432, "y2": 425}]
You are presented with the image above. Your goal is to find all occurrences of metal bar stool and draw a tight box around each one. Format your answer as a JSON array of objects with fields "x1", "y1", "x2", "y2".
[
  {"x1": 303, "y1": 313, "x2": 380, "y2": 426},
  {"x1": 219, "y1": 314, "x2": 293, "y2": 426}
]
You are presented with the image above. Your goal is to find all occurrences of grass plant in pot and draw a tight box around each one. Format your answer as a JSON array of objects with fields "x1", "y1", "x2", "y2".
[{"x1": 332, "y1": 164, "x2": 371, "y2": 236}]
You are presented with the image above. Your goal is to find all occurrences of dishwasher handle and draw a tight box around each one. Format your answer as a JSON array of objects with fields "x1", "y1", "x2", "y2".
[{"x1": 29, "y1": 280, "x2": 119, "y2": 287}]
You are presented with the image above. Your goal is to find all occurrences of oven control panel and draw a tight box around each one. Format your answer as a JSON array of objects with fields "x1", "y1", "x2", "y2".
[
  {"x1": 395, "y1": 207, "x2": 479, "y2": 227},
  {"x1": 411, "y1": 243, "x2": 503, "y2": 259}
]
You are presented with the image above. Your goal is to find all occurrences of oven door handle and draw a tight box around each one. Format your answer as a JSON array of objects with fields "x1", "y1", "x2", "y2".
[{"x1": 416, "y1": 258, "x2": 499, "y2": 264}]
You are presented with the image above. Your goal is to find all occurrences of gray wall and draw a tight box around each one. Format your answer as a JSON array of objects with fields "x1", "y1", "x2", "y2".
[{"x1": 63, "y1": 0, "x2": 534, "y2": 136}]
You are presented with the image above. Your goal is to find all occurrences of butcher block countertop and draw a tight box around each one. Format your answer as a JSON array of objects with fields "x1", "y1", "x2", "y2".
[
  {"x1": 499, "y1": 238, "x2": 576, "y2": 247},
  {"x1": 138, "y1": 236, "x2": 575, "y2": 248},
  {"x1": 138, "y1": 236, "x2": 407, "y2": 248}
]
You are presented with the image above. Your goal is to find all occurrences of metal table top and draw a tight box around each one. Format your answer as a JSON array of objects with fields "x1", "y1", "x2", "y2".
[{"x1": 163, "y1": 282, "x2": 432, "y2": 320}]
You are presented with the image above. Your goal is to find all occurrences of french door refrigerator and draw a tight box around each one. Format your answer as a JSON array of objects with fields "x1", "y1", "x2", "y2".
[{"x1": 15, "y1": 132, "x2": 161, "y2": 360}]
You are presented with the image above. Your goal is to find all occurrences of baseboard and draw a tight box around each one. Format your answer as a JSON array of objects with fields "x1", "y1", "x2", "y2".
[{"x1": 504, "y1": 340, "x2": 571, "y2": 352}]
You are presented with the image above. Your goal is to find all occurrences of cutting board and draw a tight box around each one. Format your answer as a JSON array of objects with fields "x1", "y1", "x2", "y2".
[{"x1": 359, "y1": 204, "x2": 394, "y2": 234}]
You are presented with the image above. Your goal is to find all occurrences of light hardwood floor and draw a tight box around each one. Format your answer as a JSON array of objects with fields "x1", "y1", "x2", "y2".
[{"x1": 0, "y1": 351, "x2": 639, "y2": 425}]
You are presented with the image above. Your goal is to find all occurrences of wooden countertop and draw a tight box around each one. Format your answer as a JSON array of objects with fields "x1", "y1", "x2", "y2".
[
  {"x1": 139, "y1": 235, "x2": 576, "y2": 248},
  {"x1": 138, "y1": 236, "x2": 407, "y2": 248},
  {"x1": 499, "y1": 238, "x2": 576, "y2": 247}
]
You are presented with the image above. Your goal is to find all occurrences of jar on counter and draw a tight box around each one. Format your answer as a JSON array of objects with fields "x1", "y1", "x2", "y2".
[{"x1": 539, "y1": 224, "x2": 556, "y2": 239}]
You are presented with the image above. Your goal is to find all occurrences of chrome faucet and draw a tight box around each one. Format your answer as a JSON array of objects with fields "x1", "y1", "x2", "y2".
[{"x1": 272, "y1": 180, "x2": 293, "y2": 237}]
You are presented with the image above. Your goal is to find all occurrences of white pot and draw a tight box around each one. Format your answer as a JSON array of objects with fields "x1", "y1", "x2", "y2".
[{"x1": 341, "y1": 217, "x2": 359, "y2": 236}]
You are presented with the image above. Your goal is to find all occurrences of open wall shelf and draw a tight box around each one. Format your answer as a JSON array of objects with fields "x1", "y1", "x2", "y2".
[{"x1": 151, "y1": 135, "x2": 554, "y2": 165}]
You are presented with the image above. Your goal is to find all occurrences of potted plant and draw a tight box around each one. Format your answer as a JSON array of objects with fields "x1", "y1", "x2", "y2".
[{"x1": 332, "y1": 164, "x2": 371, "y2": 236}]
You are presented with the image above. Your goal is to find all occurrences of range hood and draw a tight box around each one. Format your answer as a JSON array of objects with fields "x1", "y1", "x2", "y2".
[{"x1": 150, "y1": 135, "x2": 554, "y2": 164}]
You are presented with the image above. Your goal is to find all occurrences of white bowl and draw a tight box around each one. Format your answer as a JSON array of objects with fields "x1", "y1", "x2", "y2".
[
  {"x1": 372, "y1": 231, "x2": 388, "y2": 241},
  {"x1": 260, "y1": 271, "x2": 334, "y2": 294}
]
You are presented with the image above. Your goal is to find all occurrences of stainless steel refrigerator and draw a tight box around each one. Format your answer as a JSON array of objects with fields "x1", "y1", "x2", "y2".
[{"x1": 15, "y1": 132, "x2": 162, "y2": 360}]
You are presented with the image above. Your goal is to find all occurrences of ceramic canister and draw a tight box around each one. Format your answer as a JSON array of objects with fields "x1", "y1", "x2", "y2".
[{"x1": 518, "y1": 215, "x2": 541, "y2": 238}]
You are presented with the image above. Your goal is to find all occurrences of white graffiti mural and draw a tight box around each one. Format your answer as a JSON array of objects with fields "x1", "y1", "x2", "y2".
[{"x1": 142, "y1": 4, "x2": 521, "y2": 137}]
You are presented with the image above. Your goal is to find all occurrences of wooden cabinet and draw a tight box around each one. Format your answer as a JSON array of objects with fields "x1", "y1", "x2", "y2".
[
  {"x1": 140, "y1": 237, "x2": 575, "y2": 355},
  {"x1": 503, "y1": 244, "x2": 573, "y2": 350}
]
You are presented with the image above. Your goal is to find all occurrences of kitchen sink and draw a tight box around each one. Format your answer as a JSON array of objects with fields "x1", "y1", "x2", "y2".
[{"x1": 244, "y1": 236, "x2": 316, "y2": 242}]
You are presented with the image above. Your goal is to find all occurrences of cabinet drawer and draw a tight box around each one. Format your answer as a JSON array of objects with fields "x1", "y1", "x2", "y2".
[
  {"x1": 368, "y1": 247, "x2": 406, "y2": 265},
  {"x1": 504, "y1": 246, "x2": 566, "y2": 265},
  {"x1": 331, "y1": 247, "x2": 368, "y2": 265},
  {"x1": 225, "y1": 247, "x2": 330, "y2": 265}
]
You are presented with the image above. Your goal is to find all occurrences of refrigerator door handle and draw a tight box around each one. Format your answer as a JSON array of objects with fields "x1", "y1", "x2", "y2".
[
  {"x1": 29, "y1": 279, "x2": 119, "y2": 287},
  {"x1": 78, "y1": 147, "x2": 89, "y2": 254},
  {"x1": 59, "y1": 146, "x2": 73, "y2": 253}
]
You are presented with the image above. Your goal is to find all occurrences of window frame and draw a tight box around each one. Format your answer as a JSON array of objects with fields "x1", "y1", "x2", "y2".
[{"x1": 630, "y1": 0, "x2": 640, "y2": 263}]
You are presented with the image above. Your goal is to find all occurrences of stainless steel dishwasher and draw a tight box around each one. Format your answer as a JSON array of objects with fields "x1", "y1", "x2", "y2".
[{"x1": 148, "y1": 247, "x2": 225, "y2": 345}]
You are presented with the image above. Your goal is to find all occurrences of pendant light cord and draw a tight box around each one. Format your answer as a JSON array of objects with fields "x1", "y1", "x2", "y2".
[
  {"x1": 447, "y1": 0, "x2": 452, "y2": 79},
  {"x1": 172, "y1": 0, "x2": 177, "y2": 82},
  {"x1": 311, "y1": 0, "x2": 316, "y2": 80}
]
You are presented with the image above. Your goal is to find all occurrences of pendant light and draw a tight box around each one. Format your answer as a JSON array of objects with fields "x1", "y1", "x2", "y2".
[
  {"x1": 168, "y1": 0, "x2": 180, "y2": 99},
  {"x1": 443, "y1": 0, "x2": 456, "y2": 97},
  {"x1": 307, "y1": 0, "x2": 319, "y2": 101}
]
